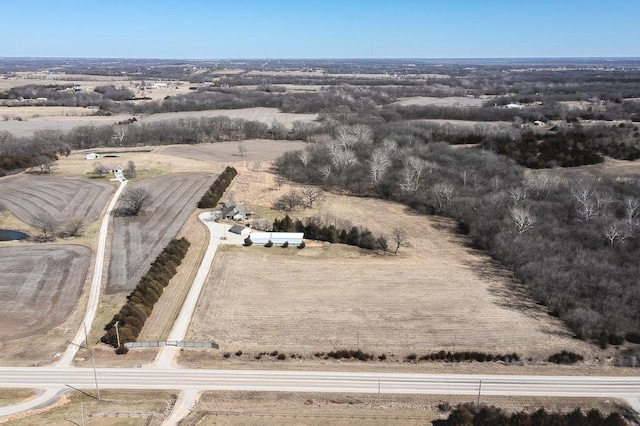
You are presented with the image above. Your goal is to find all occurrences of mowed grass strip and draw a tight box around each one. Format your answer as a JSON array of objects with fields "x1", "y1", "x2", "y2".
[{"x1": 138, "y1": 210, "x2": 209, "y2": 341}]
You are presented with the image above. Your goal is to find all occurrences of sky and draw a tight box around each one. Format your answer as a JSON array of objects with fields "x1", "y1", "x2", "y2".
[{"x1": 1, "y1": 0, "x2": 639, "y2": 59}]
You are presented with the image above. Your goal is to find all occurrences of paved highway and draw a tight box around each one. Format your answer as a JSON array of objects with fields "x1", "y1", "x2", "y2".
[{"x1": 0, "y1": 368, "x2": 639, "y2": 399}]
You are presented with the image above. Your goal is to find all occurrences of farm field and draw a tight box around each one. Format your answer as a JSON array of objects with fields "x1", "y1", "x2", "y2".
[
  {"x1": 393, "y1": 96, "x2": 487, "y2": 107},
  {"x1": 107, "y1": 172, "x2": 213, "y2": 293},
  {"x1": 0, "y1": 245, "x2": 90, "y2": 340},
  {"x1": 157, "y1": 139, "x2": 308, "y2": 164},
  {"x1": 187, "y1": 193, "x2": 592, "y2": 359},
  {"x1": 139, "y1": 106, "x2": 317, "y2": 128},
  {"x1": 0, "y1": 175, "x2": 114, "y2": 227},
  {"x1": 0, "y1": 114, "x2": 134, "y2": 137}
]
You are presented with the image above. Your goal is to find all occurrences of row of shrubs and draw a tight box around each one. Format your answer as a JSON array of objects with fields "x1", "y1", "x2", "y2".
[
  {"x1": 244, "y1": 237, "x2": 305, "y2": 249},
  {"x1": 406, "y1": 351, "x2": 521, "y2": 363},
  {"x1": 101, "y1": 238, "x2": 190, "y2": 352},
  {"x1": 599, "y1": 331, "x2": 640, "y2": 348},
  {"x1": 547, "y1": 350, "x2": 584, "y2": 364},
  {"x1": 273, "y1": 215, "x2": 386, "y2": 250},
  {"x1": 434, "y1": 403, "x2": 626, "y2": 426},
  {"x1": 196, "y1": 166, "x2": 237, "y2": 208}
]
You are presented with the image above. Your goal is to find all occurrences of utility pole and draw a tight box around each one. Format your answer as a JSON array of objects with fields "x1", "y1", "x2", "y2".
[
  {"x1": 477, "y1": 380, "x2": 482, "y2": 406},
  {"x1": 84, "y1": 323, "x2": 101, "y2": 401},
  {"x1": 114, "y1": 321, "x2": 121, "y2": 348},
  {"x1": 377, "y1": 377, "x2": 381, "y2": 406}
]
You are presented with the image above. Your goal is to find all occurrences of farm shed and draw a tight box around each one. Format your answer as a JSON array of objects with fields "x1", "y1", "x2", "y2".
[
  {"x1": 250, "y1": 232, "x2": 303, "y2": 246},
  {"x1": 229, "y1": 224, "x2": 250, "y2": 235},
  {"x1": 85, "y1": 153, "x2": 99, "y2": 160}
]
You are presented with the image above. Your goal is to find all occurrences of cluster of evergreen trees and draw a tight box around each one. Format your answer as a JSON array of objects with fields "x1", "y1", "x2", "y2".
[
  {"x1": 434, "y1": 404, "x2": 626, "y2": 426},
  {"x1": 101, "y1": 238, "x2": 190, "y2": 351},
  {"x1": 272, "y1": 214, "x2": 386, "y2": 250},
  {"x1": 197, "y1": 166, "x2": 237, "y2": 208}
]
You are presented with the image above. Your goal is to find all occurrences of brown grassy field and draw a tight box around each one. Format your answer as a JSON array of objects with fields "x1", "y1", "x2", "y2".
[
  {"x1": 107, "y1": 173, "x2": 213, "y2": 293},
  {"x1": 0, "y1": 245, "x2": 90, "y2": 341},
  {"x1": 157, "y1": 139, "x2": 307, "y2": 164},
  {"x1": 0, "y1": 175, "x2": 114, "y2": 228},
  {"x1": 393, "y1": 96, "x2": 487, "y2": 107},
  {"x1": 186, "y1": 188, "x2": 593, "y2": 360},
  {"x1": 139, "y1": 107, "x2": 317, "y2": 128},
  {"x1": 184, "y1": 392, "x2": 627, "y2": 426}
]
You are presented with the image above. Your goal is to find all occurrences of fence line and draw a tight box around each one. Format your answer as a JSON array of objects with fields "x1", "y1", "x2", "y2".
[{"x1": 125, "y1": 340, "x2": 218, "y2": 348}]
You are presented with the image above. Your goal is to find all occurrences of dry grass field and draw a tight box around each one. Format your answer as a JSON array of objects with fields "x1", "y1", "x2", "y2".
[
  {"x1": 139, "y1": 107, "x2": 317, "y2": 128},
  {"x1": 393, "y1": 96, "x2": 486, "y2": 107},
  {"x1": 107, "y1": 173, "x2": 213, "y2": 293},
  {"x1": 157, "y1": 139, "x2": 308, "y2": 164},
  {"x1": 0, "y1": 114, "x2": 134, "y2": 137},
  {"x1": 0, "y1": 175, "x2": 114, "y2": 228},
  {"x1": 187, "y1": 187, "x2": 593, "y2": 360},
  {"x1": 0, "y1": 245, "x2": 90, "y2": 340}
]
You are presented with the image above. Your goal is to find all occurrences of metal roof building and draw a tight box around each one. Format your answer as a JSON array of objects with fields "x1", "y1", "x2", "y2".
[{"x1": 250, "y1": 232, "x2": 303, "y2": 246}]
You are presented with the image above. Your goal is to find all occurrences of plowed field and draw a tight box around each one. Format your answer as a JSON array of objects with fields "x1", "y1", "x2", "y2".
[
  {"x1": 107, "y1": 173, "x2": 213, "y2": 293},
  {"x1": 157, "y1": 139, "x2": 307, "y2": 164},
  {"x1": 0, "y1": 176, "x2": 114, "y2": 227},
  {"x1": 0, "y1": 245, "x2": 90, "y2": 340}
]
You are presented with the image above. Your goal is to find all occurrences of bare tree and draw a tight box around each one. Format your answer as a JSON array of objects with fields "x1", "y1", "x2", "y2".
[
  {"x1": 112, "y1": 125, "x2": 128, "y2": 146},
  {"x1": 571, "y1": 182, "x2": 598, "y2": 222},
  {"x1": 274, "y1": 174, "x2": 286, "y2": 189},
  {"x1": 124, "y1": 160, "x2": 137, "y2": 179},
  {"x1": 319, "y1": 165, "x2": 332, "y2": 182},
  {"x1": 525, "y1": 172, "x2": 561, "y2": 197},
  {"x1": 508, "y1": 187, "x2": 528, "y2": 205},
  {"x1": 368, "y1": 147, "x2": 391, "y2": 187},
  {"x1": 624, "y1": 197, "x2": 640, "y2": 226},
  {"x1": 34, "y1": 213, "x2": 60, "y2": 241},
  {"x1": 238, "y1": 141, "x2": 247, "y2": 157},
  {"x1": 510, "y1": 206, "x2": 536, "y2": 234},
  {"x1": 432, "y1": 183, "x2": 454, "y2": 210},
  {"x1": 298, "y1": 151, "x2": 310, "y2": 167},
  {"x1": 93, "y1": 162, "x2": 109, "y2": 177},
  {"x1": 300, "y1": 186, "x2": 322, "y2": 208},
  {"x1": 65, "y1": 218, "x2": 85, "y2": 237},
  {"x1": 604, "y1": 222, "x2": 623, "y2": 247},
  {"x1": 120, "y1": 187, "x2": 151, "y2": 216},
  {"x1": 0, "y1": 130, "x2": 11, "y2": 144},
  {"x1": 273, "y1": 190, "x2": 303, "y2": 211},
  {"x1": 391, "y1": 227, "x2": 410, "y2": 254}
]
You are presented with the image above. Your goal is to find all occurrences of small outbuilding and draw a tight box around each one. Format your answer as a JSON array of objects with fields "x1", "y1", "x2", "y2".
[
  {"x1": 229, "y1": 224, "x2": 251, "y2": 236},
  {"x1": 250, "y1": 231, "x2": 303, "y2": 246},
  {"x1": 85, "y1": 153, "x2": 99, "y2": 160}
]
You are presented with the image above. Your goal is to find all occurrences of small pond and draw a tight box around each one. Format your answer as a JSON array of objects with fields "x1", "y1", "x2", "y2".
[{"x1": 0, "y1": 229, "x2": 29, "y2": 241}]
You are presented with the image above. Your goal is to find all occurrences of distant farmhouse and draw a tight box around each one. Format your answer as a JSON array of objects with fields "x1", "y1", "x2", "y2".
[{"x1": 220, "y1": 203, "x2": 253, "y2": 222}]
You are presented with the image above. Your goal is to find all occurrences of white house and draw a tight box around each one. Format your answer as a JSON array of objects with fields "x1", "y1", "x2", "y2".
[
  {"x1": 250, "y1": 231, "x2": 304, "y2": 246},
  {"x1": 85, "y1": 153, "x2": 99, "y2": 160}
]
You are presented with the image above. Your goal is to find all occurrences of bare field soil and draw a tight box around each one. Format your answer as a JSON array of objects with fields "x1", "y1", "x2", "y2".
[
  {"x1": 0, "y1": 175, "x2": 114, "y2": 228},
  {"x1": 157, "y1": 139, "x2": 307, "y2": 164},
  {"x1": 412, "y1": 118, "x2": 513, "y2": 128},
  {"x1": 107, "y1": 173, "x2": 213, "y2": 293},
  {"x1": 0, "y1": 114, "x2": 134, "y2": 137},
  {"x1": 394, "y1": 96, "x2": 486, "y2": 107},
  {"x1": 0, "y1": 105, "x2": 98, "y2": 119},
  {"x1": 139, "y1": 107, "x2": 317, "y2": 128},
  {"x1": 187, "y1": 193, "x2": 592, "y2": 360},
  {"x1": 0, "y1": 245, "x2": 90, "y2": 341},
  {"x1": 187, "y1": 392, "x2": 626, "y2": 426}
]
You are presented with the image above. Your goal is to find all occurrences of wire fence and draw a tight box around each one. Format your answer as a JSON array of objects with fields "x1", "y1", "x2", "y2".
[{"x1": 124, "y1": 340, "x2": 218, "y2": 348}]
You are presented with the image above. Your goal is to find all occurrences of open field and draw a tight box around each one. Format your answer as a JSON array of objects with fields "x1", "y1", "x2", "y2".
[
  {"x1": 550, "y1": 156, "x2": 640, "y2": 179},
  {"x1": 0, "y1": 245, "x2": 90, "y2": 341},
  {"x1": 5, "y1": 390, "x2": 175, "y2": 426},
  {"x1": 107, "y1": 173, "x2": 213, "y2": 293},
  {"x1": 139, "y1": 106, "x2": 317, "y2": 128},
  {"x1": 412, "y1": 118, "x2": 513, "y2": 129},
  {"x1": 0, "y1": 114, "x2": 134, "y2": 137},
  {"x1": 157, "y1": 139, "x2": 308, "y2": 164},
  {"x1": 185, "y1": 392, "x2": 628, "y2": 426},
  {"x1": 187, "y1": 192, "x2": 593, "y2": 360},
  {"x1": 393, "y1": 96, "x2": 487, "y2": 107},
  {"x1": 0, "y1": 175, "x2": 114, "y2": 228}
]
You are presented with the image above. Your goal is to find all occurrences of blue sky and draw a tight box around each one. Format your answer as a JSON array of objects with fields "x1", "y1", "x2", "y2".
[{"x1": 2, "y1": 0, "x2": 639, "y2": 58}]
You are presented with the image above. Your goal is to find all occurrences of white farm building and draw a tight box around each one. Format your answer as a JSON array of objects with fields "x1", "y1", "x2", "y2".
[
  {"x1": 85, "y1": 153, "x2": 99, "y2": 160},
  {"x1": 250, "y1": 232, "x2": 303, "y2": 246}
]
